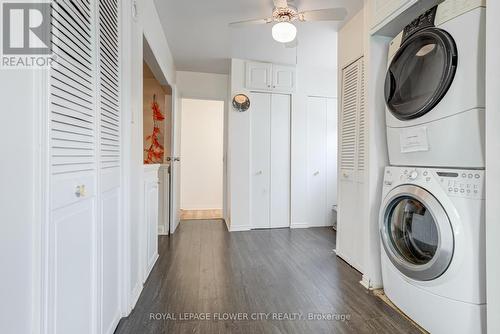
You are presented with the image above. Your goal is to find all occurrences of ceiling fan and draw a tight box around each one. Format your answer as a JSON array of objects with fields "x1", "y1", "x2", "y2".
[{"x1": 229, "y1": 0, "x2": 348, "y2": 45}]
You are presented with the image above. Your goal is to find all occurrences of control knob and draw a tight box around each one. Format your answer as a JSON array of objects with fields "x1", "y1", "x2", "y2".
[{"x1": 408, "y1": 170, "x2": 418, "y2": 181}]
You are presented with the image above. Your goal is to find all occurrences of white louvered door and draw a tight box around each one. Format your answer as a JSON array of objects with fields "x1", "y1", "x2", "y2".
[
  {"x1": 49, "y1": 1, "x2": 97, "y2": 333},
  {"x1": 337, "y1": 57, "x2": 366, "y2": 272},
  {"x1": 48, "y1": 0, "x2": 122, "y2": 333},
  {"x1": 97, "y1": 0, "x2": 121, "y2": 333}
]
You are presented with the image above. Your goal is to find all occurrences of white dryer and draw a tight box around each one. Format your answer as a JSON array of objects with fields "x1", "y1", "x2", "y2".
[
  {"x1": 385, "y1": 0, "x2": 485, "y2": 168},
  {"x1": 379, "y1": 166, "x2": 485, "y2": 334}
]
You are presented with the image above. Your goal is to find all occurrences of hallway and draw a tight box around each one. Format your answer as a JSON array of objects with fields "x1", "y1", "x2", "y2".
[{"x1": 115, "y1": 221, "x2": 420, "y2": 334}]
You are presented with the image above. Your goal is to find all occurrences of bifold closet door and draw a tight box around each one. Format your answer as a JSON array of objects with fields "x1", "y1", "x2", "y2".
[
  {"x1": 307, "y1": 97, "x2": 328, "y2": 226},
  {"x1": 98, "y1": 0, "x2": 121, "y2": 333},
  {"x1": 250, "y1": 93, "x2": 271, "y2": 229},
  {"x1": 307, "y1": 97, "x2": 338, "y2": 227},
  {"x1": 250, "y1": 92, "x2": 290, "y2": 229},
  {"x1": 48, "y1": 0, "x2": 121, "y2": 333},
  {"x1": 49, "y1": 0, "x2": 97, "y2": 333},
  {"x1": 270, "y1": 94, "x2": 290, "y2": 228}
]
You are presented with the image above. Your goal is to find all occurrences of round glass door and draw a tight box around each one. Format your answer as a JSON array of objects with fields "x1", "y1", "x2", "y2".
[
  {"x1": 385, "y1": 28, "x2": 457, "y2": 120},
  {"x1": 388, "y1": 197, "x2": 439, "y2": 265},
  {"x1": 380, "y1": 185, "x2": 454, "y2": 281}
]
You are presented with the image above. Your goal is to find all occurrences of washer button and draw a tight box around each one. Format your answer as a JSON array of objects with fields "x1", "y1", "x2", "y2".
[
  {"x1": 468, "y1": 174, "x2": 473, "y2": 179},
  {"x1": 462, "y1": 173, "x2": 467, "y2": 178},
  {"x1": 475, "y1": 174, "x2": 480, "y2": 179}
]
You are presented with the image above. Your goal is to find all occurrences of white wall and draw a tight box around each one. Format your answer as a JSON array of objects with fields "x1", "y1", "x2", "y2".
[
  {"x1": 0, "y1": 70, "x2": 37, "y2": 334},
  {"x1": 486, "y1": 0, "x2": 500, "y2": 332},
  {"x1": 176, "y1": 71, "x2": 229, "y2": 101},
  {"x1": 180, "y1": 99, "x2": 224, "y2": 210},
  {"x1": 126, "y1": 0, "x2": 177, "y2": 310}
]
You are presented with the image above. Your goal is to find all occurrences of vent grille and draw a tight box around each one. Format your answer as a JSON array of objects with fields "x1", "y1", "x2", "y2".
[
  {"x1": 98, "y1": 0, "x2": 120, "y2": 170},
  {"x1": 50, "y1": 0, "x2": 95, "y2": 175}
]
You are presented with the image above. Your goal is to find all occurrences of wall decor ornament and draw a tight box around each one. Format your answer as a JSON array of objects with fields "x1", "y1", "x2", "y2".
[
  {"x1": 232, "y1": 94, "x2": 251, "y2": 112},
  {"x1": 144, "y1": 94, "x2": 165, "y2": 163}
]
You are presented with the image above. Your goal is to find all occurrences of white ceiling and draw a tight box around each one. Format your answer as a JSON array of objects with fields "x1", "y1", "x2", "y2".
[{"x1": 154, "y1": 0, "x2": 363, "y2": 74}]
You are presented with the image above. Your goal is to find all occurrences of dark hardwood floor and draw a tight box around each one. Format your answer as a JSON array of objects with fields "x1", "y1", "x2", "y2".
[{"x1": 115, "y1": 220, "x2": 420, "y2": 334}]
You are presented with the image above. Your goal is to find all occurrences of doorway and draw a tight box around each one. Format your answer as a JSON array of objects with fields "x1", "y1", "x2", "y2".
[{"x1": 179, "y1": 99, "x2": 225, "y2": 220}]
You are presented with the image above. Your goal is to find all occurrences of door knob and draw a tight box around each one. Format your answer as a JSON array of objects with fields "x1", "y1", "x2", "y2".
[
  {"x1": 256, "y1": 170, "x2": 263, "y2": 175},
  {"x1": 75, "y1": 184, "x2": 86, "y2": 198},
  {"x1": 313, "y1": 171, "x2": 320, "y2": 176}
]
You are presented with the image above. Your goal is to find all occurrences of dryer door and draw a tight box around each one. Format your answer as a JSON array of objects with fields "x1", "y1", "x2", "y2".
[
  {"x1": 380, "y1": 185, "x2": 454, "y2": 281},
  {"x1": 385, "y1": 27, "x2": 457, "y2": 120}
]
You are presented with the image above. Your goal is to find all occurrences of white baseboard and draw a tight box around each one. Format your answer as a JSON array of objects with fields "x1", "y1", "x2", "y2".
[
  {"x1": 290, "y1": 222, "x2": 310, "y2": 229},
  {"x1": 334, "y1": 249, "x2": 364, "y2": 274},
  {"x1": 229, "y1": 225, "x2": 251, "y2": 232},
  {"x1": 129, "y1": 282, "x2": 143, "y2": 312},
  {"x1": 291, "y1": 222, "x2": 334, "y2": 229}
]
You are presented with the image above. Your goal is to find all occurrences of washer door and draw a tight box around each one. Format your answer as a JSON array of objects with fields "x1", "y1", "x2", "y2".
[
  {"x1": 380, "y1": 185, "x2": 454, "y2": 281},
  {"x1": 385, "y1": 28, "x2": 457, "y2": 120}
]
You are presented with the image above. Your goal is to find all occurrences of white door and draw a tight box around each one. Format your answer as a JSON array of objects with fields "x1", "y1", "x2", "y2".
[
  {"x1": 98, "y1": 0, "x2": 121, "y2": 331},
  {"x1": 307, "y1": 97, "x2": 338, "y2": 227},
  {"x1": 250, "y1": 93, "x2": 271, "y2": 228},
  {"x1": 272, "y1": 65, "x2": 296, "y2": 92},
  {"x1": 307, "y1": 97, "x2": 328, "y2": 226},
  {"x1": 170, "y1": 88, "x2": 181, "y2": 232},
  {"x1": 49, "y1": 1, "x2": 97, "y2": 332},
  {"x1": 326, "y1": 98, "x2": 338, "y2": 224},
  {"x1": 270, "y1": 94, "x2": 291, "y2": 228},
  {"x1": 246, "y1": 62, "x2": 273, "y2": 90}
]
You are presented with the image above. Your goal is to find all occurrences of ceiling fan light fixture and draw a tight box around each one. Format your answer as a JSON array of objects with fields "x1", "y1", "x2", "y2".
[{"x1": 272, "y1": 22, "x2": 297, "y2": 43}]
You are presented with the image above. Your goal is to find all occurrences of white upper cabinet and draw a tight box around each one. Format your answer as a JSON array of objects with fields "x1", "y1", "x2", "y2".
[
  {"x1": 246, "y1": 61, "x2": 296, "y2": 92},
  {"x1": 246, "y1": 61, "x2": 273, "y2": 90},
  {"x1": 272, "y1": 64, "x2": 296, "y2": 92}
]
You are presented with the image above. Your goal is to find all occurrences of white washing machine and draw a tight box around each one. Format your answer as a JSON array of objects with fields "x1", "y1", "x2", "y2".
[
  {"x1": 385, "y1": 0, "x2": 485, "y2": 168},
  {"x1": 379, "y1": 166, "x2": 485, "y2": 334}
]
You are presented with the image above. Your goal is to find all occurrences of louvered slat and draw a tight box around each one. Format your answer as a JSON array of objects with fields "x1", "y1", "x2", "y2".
[
  {"x1": 98, "y1": 0, "x2": 120, "y2": 170},
  {"x1": 50, "y1": 0, "x2": 95, "y2": 176}
]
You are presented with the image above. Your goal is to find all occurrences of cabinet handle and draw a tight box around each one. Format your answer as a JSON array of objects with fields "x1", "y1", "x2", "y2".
[
  {"x1": 256, "y1": 170, "x2": 263, "y2": 175},
  {"x1": 313, "y1": 171, "x2": 320, "y2": 176}
]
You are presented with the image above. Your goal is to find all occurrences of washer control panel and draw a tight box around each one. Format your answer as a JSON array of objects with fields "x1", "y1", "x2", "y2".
[
  {"x1": 435, "y1": 169, "x2": 484, "y2": 199},
  {"x1": 383, "y1": 167, "x2": 485, "y2": 199}
]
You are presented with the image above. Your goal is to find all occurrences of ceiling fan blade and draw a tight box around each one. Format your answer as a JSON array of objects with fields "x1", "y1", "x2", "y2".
[
  {"x1": 273, "y1": 0, "x2": 288, "y2": 8},
  {"x1": 229, "y1": 17, "x2": 272, "y2": 27},
  {"x1": 284, "y1": 39, "x2": 298, "y2": 48},
  {"x1": 299, "y1": 8, "x2": 348, "y2": 22}
]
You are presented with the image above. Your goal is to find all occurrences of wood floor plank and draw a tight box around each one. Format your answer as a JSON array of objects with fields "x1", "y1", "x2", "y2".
[{"x1": 115, "y1": 220, "x2": 420, "y2": 334}]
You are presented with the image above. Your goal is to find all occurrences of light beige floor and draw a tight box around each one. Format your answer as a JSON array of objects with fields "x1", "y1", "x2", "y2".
[{"x1": 180, "y1": 209, "x2": 223, "y2": 220}]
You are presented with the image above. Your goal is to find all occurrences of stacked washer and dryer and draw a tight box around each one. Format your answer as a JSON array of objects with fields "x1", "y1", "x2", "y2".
[{"x1": 379, "y1": 1, "x2": 486, "y2": 333}]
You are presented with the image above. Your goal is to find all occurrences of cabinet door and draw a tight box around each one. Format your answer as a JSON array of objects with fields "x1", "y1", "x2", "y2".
[
  {"x1": 272, "y1": 65, "x2": 296, "y2": 92},
  {"x1": 307, "y1": 97, "x2": 328, "y2": 226},
  {"x1": 145, "y1": 178, "x2": 159, "y2": 278},
  {"x1": 270, "y1": 94, "x2": 291, "y2": 228},
  {"x1": 246, "y1": 62, "x2": 273, "y2": 90},
  {"x1": 250, "y1": 93, "x2": 271, "y2": 228}
]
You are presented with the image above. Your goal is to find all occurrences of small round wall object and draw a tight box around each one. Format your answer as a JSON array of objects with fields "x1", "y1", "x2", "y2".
[{"x1": 232, "y1": 94, "x2": 250, "y2": 112}]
